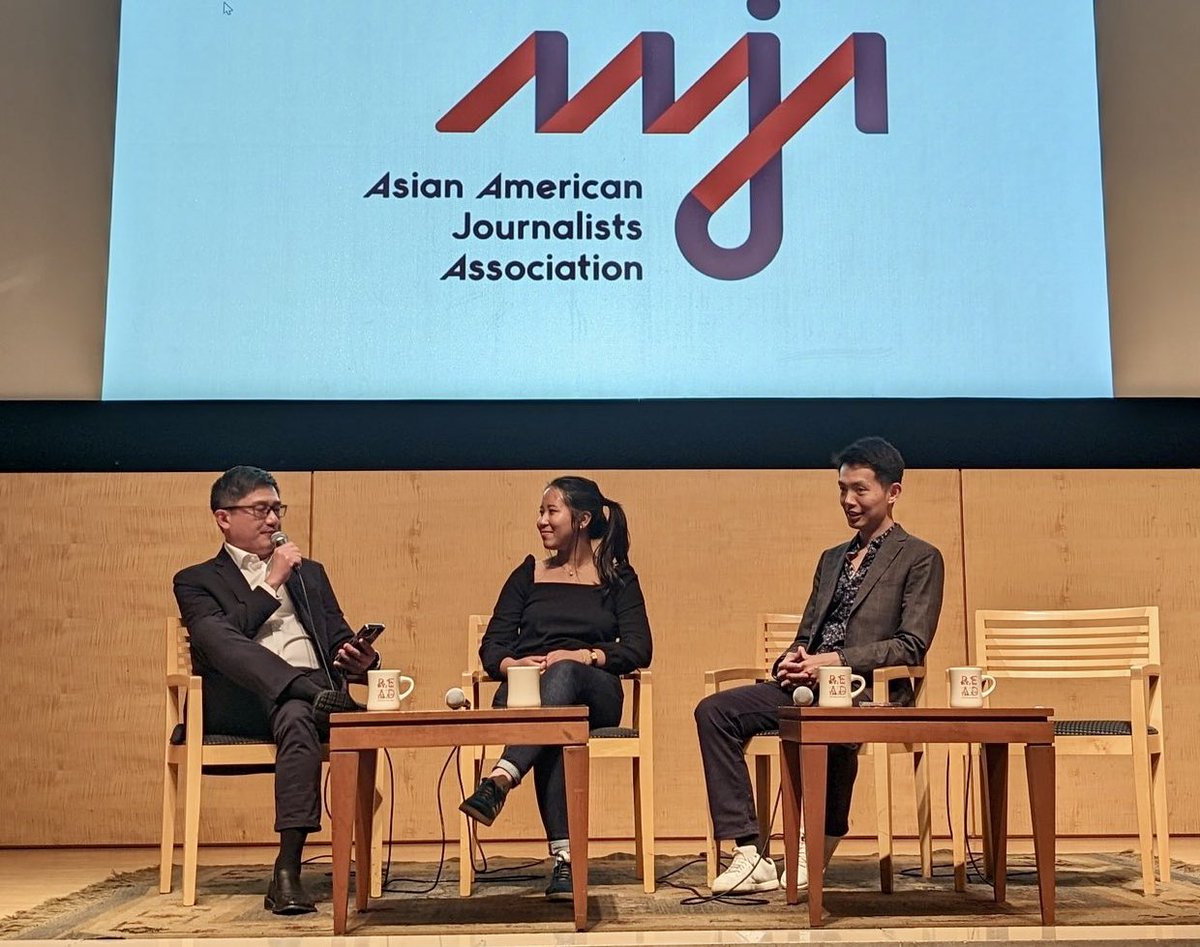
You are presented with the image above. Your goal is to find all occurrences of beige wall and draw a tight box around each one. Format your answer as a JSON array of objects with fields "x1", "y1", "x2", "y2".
[
  {"x1": 2, "y1": 1, "x2": 1200, "y2": 397},
  {"x1": 0, "y1": 468, "x2": 1191, "y2": 846},
  {"x1": 1096, "y1": 1, "x2": 1200, "y2": 394},
  {"x1": 0, "y1": 0, "x2": 117, "y2": 399}
]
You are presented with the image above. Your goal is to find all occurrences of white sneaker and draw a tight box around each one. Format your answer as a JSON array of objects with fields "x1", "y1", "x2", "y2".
[
  {"x1": 711, "y1": 843, "x2": 780, "y2": 895},
  {"x1": 780, "y1": 834, "x2": 840, "y2": 890}
]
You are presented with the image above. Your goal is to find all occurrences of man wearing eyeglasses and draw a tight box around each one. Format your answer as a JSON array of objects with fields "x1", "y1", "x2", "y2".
[{"x1": 173, "y1": 465, "x2": 379, "y2": 915}]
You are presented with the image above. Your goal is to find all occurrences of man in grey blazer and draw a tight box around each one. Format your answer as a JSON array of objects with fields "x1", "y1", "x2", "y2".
[{"x1": 695, "y1": 437, "x2": 945, "y2": 896}]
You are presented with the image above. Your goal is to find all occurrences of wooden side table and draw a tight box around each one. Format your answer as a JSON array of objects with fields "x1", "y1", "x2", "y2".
[
  {"x1": 778, "y1": 706, "x2": 1055, "y2": 927},
  {"x1": 328, "y1": 707, "x2": 591, "y2": 933}
]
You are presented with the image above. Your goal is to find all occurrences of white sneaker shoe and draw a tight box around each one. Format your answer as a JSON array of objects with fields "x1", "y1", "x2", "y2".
[
  {"x1": 711, "y1": 843, "x2": 780, "y2": 895},
  {"x1": 780, "y1": 834, "x2": 840, "y2": 890}
]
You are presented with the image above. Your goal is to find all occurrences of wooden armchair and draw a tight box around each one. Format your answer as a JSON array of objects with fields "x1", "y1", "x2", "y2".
[
  {"x1": 703, "y1": 613, "x2": 932, "y2": 893},
  {"x1": 458, "y1": 614, "x2": 655, "y2": 894},
  {"x1": 957, "y1": 606, "x2": 1169, "y2": 895},
  {"x1": 159, "y1": 617, "x2": 382, "y2": 903}
]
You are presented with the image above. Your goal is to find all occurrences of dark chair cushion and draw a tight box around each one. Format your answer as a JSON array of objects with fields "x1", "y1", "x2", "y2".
[
  {"x1": 203, "y1": 733, "x2": 276, "y2": 745},
  {"x1": 1054, "y1": 719, "x2": 1159, "y2": 737},
  {"x1": 590, "y1": 726, "x2": 640, "y2": 739},
  {"x1": 169, "y1": 724, "x2": 275, "y2": 747}
]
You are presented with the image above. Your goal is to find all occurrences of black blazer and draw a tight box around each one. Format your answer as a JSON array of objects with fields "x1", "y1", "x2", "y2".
[
  {"x1": 173, "y1": 547, "x2": 355, "y2": 712},
  {"x1": 774, "y1": 525, "x2": 945, "y2": 703}
]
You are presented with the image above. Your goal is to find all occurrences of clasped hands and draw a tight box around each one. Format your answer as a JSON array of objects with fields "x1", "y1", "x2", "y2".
[
  {"x1": 501, "y1": 649, "x2": 593, "y2": 674},
  {"x1": 775, "y1": 647, "x2": 842, "y2": 687}
]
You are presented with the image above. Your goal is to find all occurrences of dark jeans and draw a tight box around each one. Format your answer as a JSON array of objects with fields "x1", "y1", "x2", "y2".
[
  {"x1": 694, "y1": 680, "x2": 858, "y2": 841},
  {"x1": 492, "y1": 661, "x2": 624, "y2": 840},
  {"x1": 203, "y1": 667, "x2": 328, "y2": 833}
]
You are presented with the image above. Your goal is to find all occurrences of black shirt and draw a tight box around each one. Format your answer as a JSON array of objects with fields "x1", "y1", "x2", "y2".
[{"x1": 479, "y1": 555, "x2": 653, "y2": 679}]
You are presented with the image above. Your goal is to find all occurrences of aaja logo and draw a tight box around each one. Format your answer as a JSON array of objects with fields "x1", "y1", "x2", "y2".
[{"x1": 437, "y1": 0, "x2": 888, "y2": 280}]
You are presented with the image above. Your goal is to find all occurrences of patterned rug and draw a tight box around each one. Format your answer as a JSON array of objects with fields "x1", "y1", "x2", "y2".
[{"x1": 3, "y1": 851, "x2": 1197, "y2": 938}]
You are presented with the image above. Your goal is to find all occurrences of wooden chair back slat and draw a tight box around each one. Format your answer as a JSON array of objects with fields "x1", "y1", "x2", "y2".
[
  {"x1": 759, "y1": 613, "x2": 802, "y2": 673},
  {"x1": 976, "y1": 607, "x2": 1159, "y2": 674}
]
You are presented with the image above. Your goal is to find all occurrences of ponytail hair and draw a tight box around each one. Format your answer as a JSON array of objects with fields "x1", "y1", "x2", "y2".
[{"x1": 546, "y1": 475, "x2": 631, "y2": 591}]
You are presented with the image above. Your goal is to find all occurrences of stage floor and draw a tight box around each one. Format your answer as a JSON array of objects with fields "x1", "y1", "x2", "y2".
[{"x1": 2, "y1": 839, "x2": 1197, "y2": 946}]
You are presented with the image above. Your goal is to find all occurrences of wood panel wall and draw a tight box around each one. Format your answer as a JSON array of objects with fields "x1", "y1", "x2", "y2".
[
  {"x1": 961, "y1": 470, "x2": 1198, "y2": 835},
  {"x1": 0, "y1": 472, "x2": 312, "y2": 847},
  {"x1": 0, "y1": 468, "x2": 1190, "y2": 847}
]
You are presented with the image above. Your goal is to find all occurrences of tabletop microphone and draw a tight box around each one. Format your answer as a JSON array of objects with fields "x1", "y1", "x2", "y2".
[
  {"x1": 445, "y1": 687, "x2": 471, "y2": 710},
  {"x1": 792, "y1": 685, "x2": 815, "y2": 707}
]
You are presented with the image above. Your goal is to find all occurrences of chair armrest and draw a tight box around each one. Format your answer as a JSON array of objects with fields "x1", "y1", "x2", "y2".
[
  {"x1": 872, "y1": 665, "x2": 925, "y2": 686},
  {"x1": 165, "y1": 673, "x2": 193, "y2": 687},
  {"x1": 704, "y1": 667, "x2": 769, "y2": 695},
  {"x1": 1133, "y1": 663, "x2": 1162, "y2": 679}
]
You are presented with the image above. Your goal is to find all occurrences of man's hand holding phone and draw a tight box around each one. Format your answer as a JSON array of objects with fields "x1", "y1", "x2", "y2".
[{"x1": 334, "y1": 623, "x2": 384, "y2": 679}]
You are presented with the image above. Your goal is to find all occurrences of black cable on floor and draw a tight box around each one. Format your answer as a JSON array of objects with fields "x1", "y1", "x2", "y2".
[
  {"x1": 897, "y1": 750, "x2": 1036, "y2": 884},
  {"x1": 661, "y1": 787, "x2": 783, "y2": 906},
  {"x1": 381, "y1": 746, "x2": 459, "y2": 894}
]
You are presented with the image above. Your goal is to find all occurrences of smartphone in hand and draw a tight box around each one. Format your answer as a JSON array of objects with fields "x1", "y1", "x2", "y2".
[{"x1": 353, "y1": 623, "x2": 385, "y2": 647}]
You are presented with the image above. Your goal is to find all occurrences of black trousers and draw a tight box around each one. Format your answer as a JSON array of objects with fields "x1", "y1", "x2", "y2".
[
  {"x1": 694, "y1": 680, "x2": 858, "y2": 841},
  {"x1": 492, "y1": 661, "x2": 624, "y2": 841},
  {"x1": 203, "y1": 667, "x2": 328, "y2": 834}
]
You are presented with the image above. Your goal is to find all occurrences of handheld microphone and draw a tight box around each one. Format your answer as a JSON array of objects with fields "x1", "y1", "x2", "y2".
[
  {"x1": 445, "y1": 687, "x2": 471, "y2": 710},
  {"x1": 792, "y1": 685, "x2": 815, "y2": 707},
  {"x1": 271, "y1": 530, "x2": 301, "y2": 570}
]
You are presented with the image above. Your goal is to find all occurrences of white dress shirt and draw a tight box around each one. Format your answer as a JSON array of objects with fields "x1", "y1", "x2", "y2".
[{"x1": 225, "y1": 543, "x2": 320, "y2": 670}]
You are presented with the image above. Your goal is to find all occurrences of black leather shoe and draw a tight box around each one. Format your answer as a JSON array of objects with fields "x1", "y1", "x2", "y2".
[
  {"x1": 458, "y1": 776, "x2": 508, "y2": 826},
  {"x1": 264, "y1": 866, "x2": 317, "y2": 915},
  {"x1": 313, "y1": 688, "x2": 365, "y2": 715},
  {"x1": 545, "y1": 853, "x2": 573, "y2": 901}
]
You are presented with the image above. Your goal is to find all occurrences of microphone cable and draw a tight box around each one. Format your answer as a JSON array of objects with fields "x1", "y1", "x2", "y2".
[
  {"x1": 455, "y1": 754, "x2": 549, "y2": 882},
  {"x1": 661, "y1": 787, "x2": 784, "y2": 906},
  {"x1": 293, "y1": 568, "x2": 337, "y2": 692},
  {"x1": 270, "y1": 531, "x2": 336, "y2": 691}
]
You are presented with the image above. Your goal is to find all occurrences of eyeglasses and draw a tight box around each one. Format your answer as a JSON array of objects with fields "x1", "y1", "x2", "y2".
[{"x1": 222, "y1": 503, "x2": 287, "y2": 519}]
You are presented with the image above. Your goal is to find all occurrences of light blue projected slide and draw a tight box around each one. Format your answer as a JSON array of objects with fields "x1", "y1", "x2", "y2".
[{"x1": 102, "y1": 0, "x2": 1110, "y2": 399}]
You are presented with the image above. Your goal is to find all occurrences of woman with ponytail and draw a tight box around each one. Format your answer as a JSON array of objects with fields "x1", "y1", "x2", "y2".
[{"x1": 460, "y1": 476, "x2": 653, "y2": 900}]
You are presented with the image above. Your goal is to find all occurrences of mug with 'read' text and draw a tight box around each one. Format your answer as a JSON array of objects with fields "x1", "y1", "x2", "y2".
[
  {"x1": 818, "y1": 664, "x2": 866, "y2": 707},
  {"x1": 367, "y1": 669, "x2": 415, "y2": 711},
  {"x1": 947, "y1": 666, "x2": 997, "y2": 708}
]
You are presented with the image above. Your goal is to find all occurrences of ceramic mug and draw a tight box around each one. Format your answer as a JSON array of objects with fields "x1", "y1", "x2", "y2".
[
  {"x1": 507, "y1": 665, "x2": 542, "y2": 708},
  {"x1": 367, "y1": 669, "x2": 415, "y2": 711},
  {"x1": 947, "y1": 666, "x2": 997, "y2": 708},
  {"x1": 818, "y1": 665, "x2": 866, "y2": 707}
]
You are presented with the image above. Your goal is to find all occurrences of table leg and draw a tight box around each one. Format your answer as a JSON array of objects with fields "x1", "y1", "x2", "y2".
[
  {"x1": 330, "y1": 750, "x2": 358, "y2": 935},
  {"x1": 563, "y1": 744, "x2": 589, "y2": 932},
  {"x1": 874, "y1": 743, "x2": 893, "y2": 894},
  {"x1": 978, "y1": 746, "x2": 994, "y2": 879},
  {"x1": 355, "y1": 749, "x2": 378, "y2": 912},
  {"x1": 779, "y1": 738, "x2": 802, "y2": 906},
  {"x1": 1025, "y1": 742, "x2": 1056, "y2": 925},
  {"x1": 949, "y1": 743, "x2": 967, "y2": 892},
  {"x1": 982, "y1": 743, "x2": 1009, "y2": 903},
  {"x1": 801, "y1": 744, "x2": 828, "y2": 928}
]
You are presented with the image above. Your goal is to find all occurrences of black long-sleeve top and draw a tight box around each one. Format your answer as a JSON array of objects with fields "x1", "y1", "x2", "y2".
[{"x1": 479, "y1": 555, "x2": 653, "y2": 680}]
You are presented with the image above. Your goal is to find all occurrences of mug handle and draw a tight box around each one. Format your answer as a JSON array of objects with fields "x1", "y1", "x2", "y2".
[
  {"x1": 979, "y1": 674, "x2": 997, "y2": 699},
  {"x1": 396, "y1": 676, "x2": 415, "y2": 702},
  {"x1": 849, "y1": 674, "x2": 867, "y2": 699}
]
